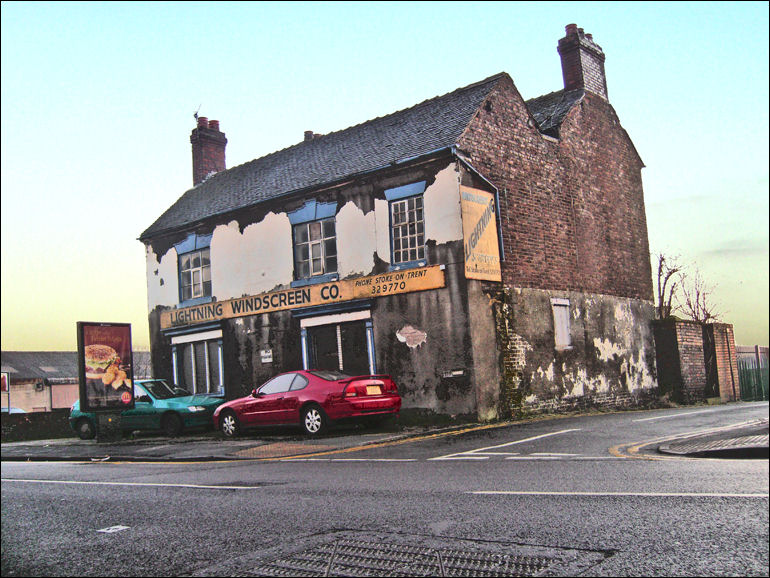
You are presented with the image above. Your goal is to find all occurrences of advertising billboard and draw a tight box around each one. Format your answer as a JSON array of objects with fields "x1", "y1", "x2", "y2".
[
  {"x1": 77, "y1": 322, "x2": 134, "y2": 412},
  {"x1": 460, "y1": 186, "x2": 502, "y2": 282}
]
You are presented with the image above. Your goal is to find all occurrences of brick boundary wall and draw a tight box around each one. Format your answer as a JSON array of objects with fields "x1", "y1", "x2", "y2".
[{"x1": 1, "y1": 410, "x2": 73, "y2": 443}]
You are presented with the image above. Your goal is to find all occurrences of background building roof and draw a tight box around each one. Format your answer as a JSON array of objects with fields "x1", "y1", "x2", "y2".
[{"x1": 2, "y1": 351, "x2": 152, "y2": 383}]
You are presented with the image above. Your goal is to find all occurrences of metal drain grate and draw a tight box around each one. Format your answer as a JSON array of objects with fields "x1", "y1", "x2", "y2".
[
  {"x1": 189, "y1": 531, "x2": 609, "y2": 577},
  {"x1": 254, "y1": 539, "x2": 556, "y2": 577}
]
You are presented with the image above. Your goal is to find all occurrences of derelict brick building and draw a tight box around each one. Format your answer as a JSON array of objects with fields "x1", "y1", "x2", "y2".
[{"x1": 140, "y1": 25, "x2": 657, "y2": 420}]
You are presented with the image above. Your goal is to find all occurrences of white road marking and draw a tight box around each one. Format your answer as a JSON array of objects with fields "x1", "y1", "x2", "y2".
[
  {"x1": 430, "y1": 428, "x2": 581, "y2": 460},
  {"x1": 97, "y1": 525, "x2": 130, "y2": 533},
  {"x1": 469, "y1": 491, "x2": 770, "y2": 498},
  {"x1": 1, "y1": 479, "x2": 260, "y2": 490},
  {"x1": 633, "y1": 409, "x2": 716, "y2": 422}
]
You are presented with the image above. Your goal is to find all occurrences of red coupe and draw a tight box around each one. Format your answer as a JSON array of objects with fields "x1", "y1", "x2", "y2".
[{"x1": 213, "y1": 370, "x2": 401, "y2": 437}]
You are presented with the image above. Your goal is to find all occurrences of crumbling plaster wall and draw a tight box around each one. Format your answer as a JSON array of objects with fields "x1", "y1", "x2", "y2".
[
  {"x1": 144, "y1": 163, "x2": 463, "y2": 311},
  {"x1": 499, "y1": 287, "x2": 656, "y2": 412}
]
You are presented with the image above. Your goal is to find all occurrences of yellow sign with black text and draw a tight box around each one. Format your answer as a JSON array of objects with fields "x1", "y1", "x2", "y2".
[
  {"x1": 161, "y1": 265, "x2": 446, "y2": 329},
  {"x1": 461, "y1": 186, "x2": 502, "y2": 282}
]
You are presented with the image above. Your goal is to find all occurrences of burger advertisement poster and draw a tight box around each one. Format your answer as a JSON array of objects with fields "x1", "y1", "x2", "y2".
[{"x1": 77, "y1": 322, "x2": 134, "y2": 412}]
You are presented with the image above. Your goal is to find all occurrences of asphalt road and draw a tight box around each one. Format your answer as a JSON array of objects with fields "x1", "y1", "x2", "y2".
[{"x1": 2, "y1": 403, "x2": 768, "y2": 577}]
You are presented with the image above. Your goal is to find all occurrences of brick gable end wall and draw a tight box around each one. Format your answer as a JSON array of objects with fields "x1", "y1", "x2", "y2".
[{"x1": 458, "y1": 77, "x2": 653, "y2": 301}]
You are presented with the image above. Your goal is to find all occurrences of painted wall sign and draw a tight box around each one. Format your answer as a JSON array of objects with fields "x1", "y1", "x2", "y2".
[
  {"x1": 161, "y1": 265, "x2": 446, "y2": 329},
  {"x1": 77, "y1": 322, "x2": 134, "y2": 412},
  {"x1": 460, "y1": 185, "x2": 502, "y2": 282}
]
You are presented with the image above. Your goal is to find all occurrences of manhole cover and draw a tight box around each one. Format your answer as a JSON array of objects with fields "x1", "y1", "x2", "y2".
[{"x1": 190, "y1": 531, "x2": 609, "y2": 577}]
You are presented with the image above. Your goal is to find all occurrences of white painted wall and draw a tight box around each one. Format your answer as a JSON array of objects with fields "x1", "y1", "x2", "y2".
[
  {"x1": 336, "y1": 201, "x2": 376, "y2": 277},
  {"x1": 146, "y1": 245, "x2": 179, "y2": 309},
  {"x1": 423, "y1": 164, "x2": 463, "y2": 244},
  {"x1": 211, "y1": 214, "x2": 293, "y2": 300}
]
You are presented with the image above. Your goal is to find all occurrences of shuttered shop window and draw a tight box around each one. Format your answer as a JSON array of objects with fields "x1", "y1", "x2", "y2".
[{"x1": 174, "y1": 339, "x2": 223, "y2": 395}]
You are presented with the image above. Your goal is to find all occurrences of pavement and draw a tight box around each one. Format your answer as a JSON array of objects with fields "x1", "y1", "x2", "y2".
[{"x1": 1, "y1": 418, "x2": 767, "y2": 463}]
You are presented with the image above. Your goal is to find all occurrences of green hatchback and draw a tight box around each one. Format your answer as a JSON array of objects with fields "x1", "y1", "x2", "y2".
[{"x1": 69, "y1": 379, "x2": 225, "y2": 439}]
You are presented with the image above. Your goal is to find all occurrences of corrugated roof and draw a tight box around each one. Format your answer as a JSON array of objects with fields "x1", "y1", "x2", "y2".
[{"x1": 140, "y1": 73, "x2": 508, "y2": 240}]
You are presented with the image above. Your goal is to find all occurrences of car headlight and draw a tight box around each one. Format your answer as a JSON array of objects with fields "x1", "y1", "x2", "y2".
[{"x1": 187, "y1": 406, "x2": 207, "y2": 412}]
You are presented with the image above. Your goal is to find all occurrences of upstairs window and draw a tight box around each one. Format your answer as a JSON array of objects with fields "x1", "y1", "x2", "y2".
[
  {"x1": 385, "y1": 181, "x2": 427, "y2": 267},
  {"x1": 175, "y1": 233, "x2": 212, "y2": 304},
  {"x1": 293, "y1": 218, "x2": 337, "y2": 279},
  {"x1": 288, "y1": 200, "x2": 338, "y2": 284},
  {"x1": 180, "y1": 248, "x2": 211, "y2": 301},
  {"x1": 391, "y1": 195, "x2": 425, "y2": 264}
]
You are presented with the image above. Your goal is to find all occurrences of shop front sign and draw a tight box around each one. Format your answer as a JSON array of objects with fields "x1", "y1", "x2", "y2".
[{"x1": 161, "y1": 265, "x2": 446, "y2": 329}]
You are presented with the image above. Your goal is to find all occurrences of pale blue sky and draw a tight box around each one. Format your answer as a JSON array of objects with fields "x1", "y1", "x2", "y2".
[{"x1": 1, "y1": 1, "x2": 768, "y2": 350}]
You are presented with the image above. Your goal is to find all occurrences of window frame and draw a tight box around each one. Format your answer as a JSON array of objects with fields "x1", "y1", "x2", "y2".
[
  {"x1": 389, "y1": 194, "x2": 426, "y2": 268},
  {"x1": 292, "y1": 217, "x2": 338, "y2": 281},
  {"x1": 175, "y1": 233, "x2": 213, "y2": 306},
  {"x1": 179, "y1": 247, "x2": 212, "y2": 303},
  {"x1": 384, "y1": 181, "x2": 427, "y2": 271}
]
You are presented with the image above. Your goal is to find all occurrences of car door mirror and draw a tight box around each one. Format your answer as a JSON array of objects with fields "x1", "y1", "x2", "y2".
[
  {"x1": 137, "y1": 395, "x2": 152, "y2": 404},
  {"x1": 251, "y1": 388, "x2": 263, "y2": 398}
]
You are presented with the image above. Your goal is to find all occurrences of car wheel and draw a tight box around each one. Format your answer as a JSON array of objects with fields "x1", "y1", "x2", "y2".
[
  {"x1": 220, "y1": 411, "x2": 240, "y2": 438},
  {"x1": 162, "y1": 413, "x2": 183, "y2": 437},
  {"x1": 76, "y1": 418, "x2": 95, "y2": 440},
  {"x1": 301, "y1": 405, "x2": 327, "y2": 436}
]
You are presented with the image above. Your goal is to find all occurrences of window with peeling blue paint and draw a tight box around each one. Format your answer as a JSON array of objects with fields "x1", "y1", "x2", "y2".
[
  {"x1": 176, "y1": 233, "x2": 213, "y2": 304},
  {"x1": 385, "y1": 182, "x2": 427, "y2": 269},
  {"x1": 289, "y1": 201, "x2": 338, "y2": 283},
  {"x1": 390, "y1": 194, "x2": 426, "y2": 266}
]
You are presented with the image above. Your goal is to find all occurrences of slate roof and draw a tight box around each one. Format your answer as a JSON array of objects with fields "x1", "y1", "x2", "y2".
[
  {"x1": 1, "y1": 351, "x2": 152, "y2": 382},
  {"x1": 140, "y1": 73, "x2": 582, "y2": 240},
  {"x1": 525, "y1": 89, "x2": 585, "y2": 138}
]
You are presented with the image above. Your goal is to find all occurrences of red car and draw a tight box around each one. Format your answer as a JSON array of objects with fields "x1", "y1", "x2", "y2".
[{"x1": 213, "y1": 370, "x2": 401, "y2": 437}]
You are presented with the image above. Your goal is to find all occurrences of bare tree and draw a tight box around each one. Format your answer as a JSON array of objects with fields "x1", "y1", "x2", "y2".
[
  {"x1": 654, "y1": 253, "x2": 684, "y2": 319},
  {"x1": 679, "y1": 268, "x2": 722, "y2": 324}
]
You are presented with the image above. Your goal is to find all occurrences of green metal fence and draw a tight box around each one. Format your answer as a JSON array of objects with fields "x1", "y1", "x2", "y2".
[{"x1": 737, "y1": 346, "x2": 769, "y2": 402}]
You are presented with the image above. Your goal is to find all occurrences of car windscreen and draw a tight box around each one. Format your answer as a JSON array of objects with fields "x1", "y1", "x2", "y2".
[
  {"x1": 141, "y1": 380, "x2": 183, "y2": 400},
  {"x1": 309, "y1": 370, "x2": 351, "y2": 381}
]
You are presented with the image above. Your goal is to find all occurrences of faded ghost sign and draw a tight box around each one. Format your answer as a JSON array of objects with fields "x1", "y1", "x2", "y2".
[{"x1": 460, "y1": 186, "x2": 501, "y2": 282}]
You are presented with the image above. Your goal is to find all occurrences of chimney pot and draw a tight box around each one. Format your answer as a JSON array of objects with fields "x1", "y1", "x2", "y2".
[
  {"x1": 191, "y1": 118, "x2": 227, "y2": 185},
  {"x1": 557, "y1": 24, "x2": 608, "y2": 100},
  {"x1": 304, "y1": 130, "x2": 314, "y2": 141}
]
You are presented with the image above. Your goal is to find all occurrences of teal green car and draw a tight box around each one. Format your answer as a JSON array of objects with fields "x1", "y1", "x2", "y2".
[{"x1": 69, "y1": 379, "x2": 225, "y2": 439}]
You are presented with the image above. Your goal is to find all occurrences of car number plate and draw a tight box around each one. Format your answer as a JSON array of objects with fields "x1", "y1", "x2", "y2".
[{"x1": 366, "y1": 385, "x2": 382, "y2": 395}]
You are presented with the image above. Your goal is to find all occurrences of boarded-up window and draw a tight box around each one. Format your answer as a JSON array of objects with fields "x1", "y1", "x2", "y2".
[{"x1": 551, "y1": 298, "x2": 571, "y2": 350}]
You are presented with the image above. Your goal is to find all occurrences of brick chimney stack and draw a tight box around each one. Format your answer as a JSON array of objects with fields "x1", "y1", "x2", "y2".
[
  {"x1": 190, "y1": 117, "x2": 227, "y2": 186},
  {"x1": 557, "y1": 24, "x2": 608, "y2": 100}
]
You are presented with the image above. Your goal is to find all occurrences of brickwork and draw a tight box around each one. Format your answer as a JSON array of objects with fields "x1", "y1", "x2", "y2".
[
  {"x1": 676, "y1": 322, "x2": 707, "y2": 402},
  {"x1": 705, "y1": 323, "x2": 740, "y2": 402},
  {"x1": 190, "y1": 117, "x2": 227, "y2": 186},
  {"x1": 557, "y1": 24, "x2": 608, "y2": 99},
  {"x1": 458, "y1": 78, "x2": 653, "y2": 302}
]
